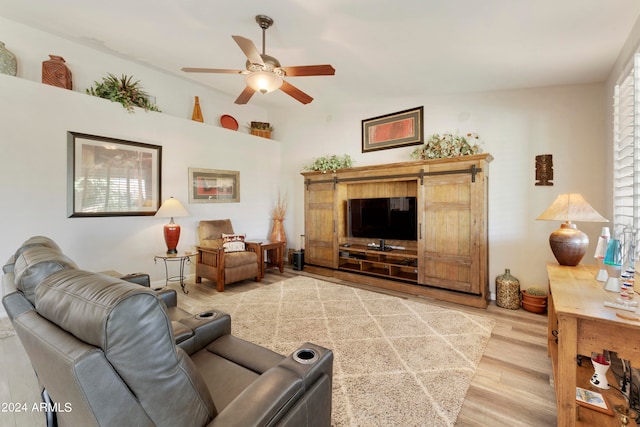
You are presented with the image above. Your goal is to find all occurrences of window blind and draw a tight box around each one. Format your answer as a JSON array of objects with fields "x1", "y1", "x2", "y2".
[{"x1": 613, "y1": 54, "x2": 640, "y2": 236}]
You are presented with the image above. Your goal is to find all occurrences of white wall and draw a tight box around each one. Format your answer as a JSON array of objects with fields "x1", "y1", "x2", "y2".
[
  {"x1": 273, "y1": 84, "x2": 608, "y2": 293},
  {"x1": 0, "y1": 13, "x2": 618, "y2": 313},
  {"x1": 0, "y1": 17, "x2": 284, "y2": 305}
]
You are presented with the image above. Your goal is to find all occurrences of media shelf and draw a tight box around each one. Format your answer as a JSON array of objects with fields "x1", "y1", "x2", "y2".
[{"x1": 338, "y1": 245, "x2": 418, "y2": 282}]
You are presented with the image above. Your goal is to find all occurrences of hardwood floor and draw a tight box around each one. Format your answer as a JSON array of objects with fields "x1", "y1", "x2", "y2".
[{"x1": 0, "y1": 267, "x2": 556, "y2": 426}]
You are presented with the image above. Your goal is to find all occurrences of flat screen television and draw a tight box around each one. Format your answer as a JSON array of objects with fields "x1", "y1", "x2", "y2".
[{"x1": 348, "y1": 197, "x2": 417, "y2": 241}]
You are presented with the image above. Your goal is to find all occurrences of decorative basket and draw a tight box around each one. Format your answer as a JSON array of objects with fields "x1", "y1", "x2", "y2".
[{"x1": 250, "y1": 129, "x2": 271, "y2": 139}]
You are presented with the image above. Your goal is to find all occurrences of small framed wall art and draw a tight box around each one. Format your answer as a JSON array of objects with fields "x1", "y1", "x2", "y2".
[
  {"x1": 67, "y1": 132, "x2": 162, "y2": 217},
  {"x1": 189, "y1": 168, "x2": 240, "y2": 203},
  {"x1": 362, "y1": 106, "x2": 424, "y2": 153}
]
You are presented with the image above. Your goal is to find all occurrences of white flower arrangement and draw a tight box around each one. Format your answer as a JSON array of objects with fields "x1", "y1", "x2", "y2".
[
  {"x1": 411, "y1": 132, "x2": 482, "y2": 159},
  {"x1": 304, "y1": 154, "x2": 354, "y2": 172}
]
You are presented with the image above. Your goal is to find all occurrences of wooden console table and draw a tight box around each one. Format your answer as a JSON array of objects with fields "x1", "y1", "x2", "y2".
[{"x1": 547, "y1": 263, "x2": 639, "y2": 426}]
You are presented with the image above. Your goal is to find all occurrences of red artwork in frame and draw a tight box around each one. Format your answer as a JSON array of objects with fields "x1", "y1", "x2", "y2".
[
  {"x1": 189, "y1": 168, "x2": 240, "y2": 203},
  {"x1": 362, "y1": 106, "x2": 424, "y2": 153}
]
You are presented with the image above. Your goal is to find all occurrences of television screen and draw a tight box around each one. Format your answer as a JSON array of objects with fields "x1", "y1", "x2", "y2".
[{"x1": 348, "y1": 197, "x2": 417, "y2": 241}]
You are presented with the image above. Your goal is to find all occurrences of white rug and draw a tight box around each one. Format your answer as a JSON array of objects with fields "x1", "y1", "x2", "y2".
[
  {"x1": 185, "y1": 276, "x2": 495, "y2": 427},
  {"x1": 0, "y1": 316, "x2": 16, "y2": 339}
]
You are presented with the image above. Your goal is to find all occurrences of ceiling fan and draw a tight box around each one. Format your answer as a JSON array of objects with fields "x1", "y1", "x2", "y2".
[{"x1": 181, "y1": 15, "x2": 335, "y2": 105}]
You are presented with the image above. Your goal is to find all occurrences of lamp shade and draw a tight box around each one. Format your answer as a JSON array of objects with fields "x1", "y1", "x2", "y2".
[
  {"x1": 245, "y1": 70, "x2": 283, "y2": 94},
  {"x1": 155, "y1": 197, "x2": 189, "y2": 219},
  {"x1": 155, "y1": 197, "x2": 189, "y2": 254},
  {"x1": 536, "y1": 193, "x2": 607, "y2": 223},
  {"x1": 537, "y1": 193, "x2": 608, "y2": 266}
]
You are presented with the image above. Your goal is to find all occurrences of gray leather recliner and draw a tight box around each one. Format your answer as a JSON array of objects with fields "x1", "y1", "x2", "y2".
[{"x1": 2, "y1": 236, "x2": 333, "y2": 427}]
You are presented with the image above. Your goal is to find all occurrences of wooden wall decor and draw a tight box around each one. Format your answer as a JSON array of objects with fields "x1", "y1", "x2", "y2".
[{"x1": 535, "y1": 154, "x2": 553, "y2": 186}]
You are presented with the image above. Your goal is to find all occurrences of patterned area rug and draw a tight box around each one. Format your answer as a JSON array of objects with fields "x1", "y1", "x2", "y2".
[
  {"x1": 185, "y1": 276, "x2": 495, "y2": 427},
  {"x1": 0, "y1": 316, "x2": 16, "y2": 339}
]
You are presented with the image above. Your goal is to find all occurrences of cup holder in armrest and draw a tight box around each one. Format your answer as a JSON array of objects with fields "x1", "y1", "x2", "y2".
[
  {"x1": 195, "y1": 311, "x2": 219, "y2": 320},
  {"x1": 293, "y1": 348, "x2": 318, "y2": 364}
]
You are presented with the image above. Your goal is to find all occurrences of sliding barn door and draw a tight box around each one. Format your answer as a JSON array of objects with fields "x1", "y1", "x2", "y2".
[
  {"x1": 419, "y1": 171, "x2": 486, "y2": 295},
  {"x1": 304, "y1": 180, "x2": 337, "y2": 268}
]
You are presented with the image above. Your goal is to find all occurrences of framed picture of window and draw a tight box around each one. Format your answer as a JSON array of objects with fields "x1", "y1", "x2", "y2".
[
  {"x1": 67, "y1": 132, "x2": 162, "y2": 217},
  {"x1": 188, "y1": 168, "x2": 240, "y2": 203}
]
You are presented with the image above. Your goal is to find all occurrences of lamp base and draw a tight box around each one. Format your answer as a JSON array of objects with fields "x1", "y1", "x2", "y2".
[
  {"x1": 164, "y1": 223, "x2": 180, "y2": 254},
  {"x1": 595, "y1": 257, "x2": 608, "y2": 281},
  {"x1": 549, "y1": 222, "x2": 589, "y2": 266},
  {"x1": 604, "y1": 263, "x2": 622, "y2": 292}
]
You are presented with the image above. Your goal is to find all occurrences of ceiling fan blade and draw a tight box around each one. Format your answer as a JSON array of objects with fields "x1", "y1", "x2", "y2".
[
  {"x1": 280, "y1": 80, "x2": 313, "y2": 104},
  {"x1": 235, "y1": 86, "x2": 256, "y2": 104},
  {"x1": 232, "y1": 35, "x2": 264, "y2": 66},
  {"x1": 181, "y1": 67, "x2": 244, "y2": 74},
  {"x1": 280, "y1": 65, "x2": 336, "y2": 77}
]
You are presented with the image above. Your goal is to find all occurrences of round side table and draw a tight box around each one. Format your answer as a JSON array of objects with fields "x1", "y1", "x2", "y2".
[{"x1": 154, "y1": 252, "x2": 195, "y2": 294}]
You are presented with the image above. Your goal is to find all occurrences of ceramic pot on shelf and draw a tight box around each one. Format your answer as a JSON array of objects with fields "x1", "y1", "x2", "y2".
[
  {"x1": 42, "y1": 55, "x2": 73, "y2": 89},
  {"x1": 0, "y1": 41, "x2": 17, "y2": 76}
]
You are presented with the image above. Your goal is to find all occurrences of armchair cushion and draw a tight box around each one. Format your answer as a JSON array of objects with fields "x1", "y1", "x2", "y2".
[
  {"x1": 224, "y1": 251, "x2": 257, "y2": 269},
  {"x1": 222, "y1": 233, "x2": 246, "y2": 252}
]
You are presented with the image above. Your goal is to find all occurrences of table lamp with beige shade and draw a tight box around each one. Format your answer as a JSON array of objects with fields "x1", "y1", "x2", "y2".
[
  {"x1": 155, "y1": 196, "x2": 189, "y2": 254},
  {"x1": 537, "y1": 193, "x2": 608, "y2": 266}
]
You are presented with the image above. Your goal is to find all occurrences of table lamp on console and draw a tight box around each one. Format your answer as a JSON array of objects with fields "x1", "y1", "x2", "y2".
[
  {"x1": 155, "y1": 196, "x2": 189, "y2": 254},
  {"x1": 536, "y1": 193, "x2": 608, "y2": 266}
]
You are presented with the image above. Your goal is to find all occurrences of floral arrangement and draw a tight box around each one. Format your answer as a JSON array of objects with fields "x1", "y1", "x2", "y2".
[
  {"x1": 304, "y1": 154, "x2": 354, "y2": 172},
  {"x1": 272, "y1": 190, "x2": 288, "y2": 221},
  {"x1": 86, "y1": 73, "x2": 160, "y2": 112},
  {"x1": 411, "y1": 132, "x2": 482, "y2": 160}
]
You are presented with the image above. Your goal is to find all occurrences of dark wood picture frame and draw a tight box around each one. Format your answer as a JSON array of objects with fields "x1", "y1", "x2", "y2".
[
  {"x1": 188, "y1": 167, "x2": 240, "y2": 203},
  {"x1": 362, "y1": 106, "x2": 424, "y2": 153},
  {"x1": 67, "y1": 132, "x2": 162, "y2": 217}
]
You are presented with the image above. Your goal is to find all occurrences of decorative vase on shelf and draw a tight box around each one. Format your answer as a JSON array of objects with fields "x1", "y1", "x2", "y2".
[
  {"x1": 191, "y1": 96, "x2": 203, "y2": 122},
  {"x1": 496, "y1": 269, "x2": 520, "y2": 310},
  {"x1": 269, "y1": 218, "x2": 286, "y2": 243},
  {"x1": 42, "y1": 55, "x2": 73, "y2": 89},
  {"x1": 0, "y1": 41, "x2": 17, "y2": 76}
]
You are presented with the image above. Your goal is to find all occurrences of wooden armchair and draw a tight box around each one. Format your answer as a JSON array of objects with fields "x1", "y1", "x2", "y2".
[{"x1": 195, "y1": 219, "x2": 261, "y2": 292}]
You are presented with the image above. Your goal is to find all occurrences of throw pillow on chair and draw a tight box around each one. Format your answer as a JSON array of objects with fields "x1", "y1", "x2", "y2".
[{"x1": 222, "y1": 233, "x2": 246, "y2": 252}]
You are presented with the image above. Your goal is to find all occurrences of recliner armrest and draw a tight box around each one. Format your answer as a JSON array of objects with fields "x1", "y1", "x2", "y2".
[
  {"x1": 177, "y1": 311, "x2": 232, "y2": 355},
  {"x1": 207, "y1": 366, "x2": 304, "y2": 427},
  {"x1": 207, "y1": 342, "x2": 333, "y2": 427},
  {"x1": 2, "y1": 292, "x2": 35, "y2": 321},
  {"x1": 156, "y1": 288, "x2": 178, "y2": 308}
]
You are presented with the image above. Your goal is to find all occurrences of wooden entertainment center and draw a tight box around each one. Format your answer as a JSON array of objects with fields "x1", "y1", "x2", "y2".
[{"x1": 301, "y1": 153, "x2": 492, "y2": 308}]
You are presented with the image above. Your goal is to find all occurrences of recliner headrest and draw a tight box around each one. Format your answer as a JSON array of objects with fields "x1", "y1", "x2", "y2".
[
  {"x1": 13, "y1": 246, "x2": 77, "y2": 304},
  {"x1": 4, "y1": 236, "x2": 61, "y2": 274}
]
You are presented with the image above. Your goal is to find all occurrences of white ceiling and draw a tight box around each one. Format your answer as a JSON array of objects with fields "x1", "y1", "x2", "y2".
[{"x1": 2, "y1": 0, "x2": 640, "y2": 109}]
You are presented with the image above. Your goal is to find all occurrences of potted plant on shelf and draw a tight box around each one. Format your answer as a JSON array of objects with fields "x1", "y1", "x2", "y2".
[
  {"x1": 411, "y1": 132, "x2": 482, "y2": 159},
  {"x1": 86, "y1": 73, "x2": 160, "y2": 113},
  {"x1": 521, "y1": 286, "x2": 548, "y2": 314},
  {"x1": 304, "y1": 154, "x2": 354, "y2": 173},
  {"x1": 249, "y1": 121, "x2": 273, "y2": 139}
]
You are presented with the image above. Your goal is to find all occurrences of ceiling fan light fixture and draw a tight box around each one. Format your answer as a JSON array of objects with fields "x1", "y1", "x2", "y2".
[{"x1": 245, "y1": 70, "x2": 283, "y2": 94}]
